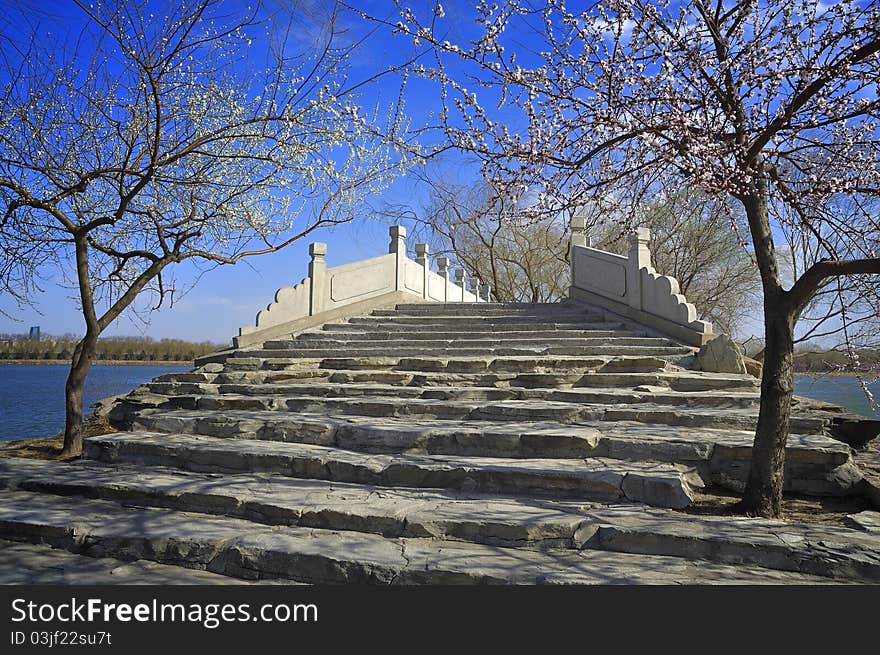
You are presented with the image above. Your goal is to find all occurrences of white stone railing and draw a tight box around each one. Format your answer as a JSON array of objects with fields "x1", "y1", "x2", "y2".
[
  {"x1": 236, "y1": 225, "x2": 488, "y2": 347},
  {"x1": 568, "y1": 216, "x2": 713, "y2": 346}
]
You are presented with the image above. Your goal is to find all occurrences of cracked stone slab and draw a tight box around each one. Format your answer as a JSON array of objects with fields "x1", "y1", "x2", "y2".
[
  {"x1": 846, "y1": 511, "x2": 880, "y2": 533},
  {"x1": 576, "y1": 505, "x2": 880, "y2": 581},
  {"x1": 0, "y1": 457, "x2": 597, "y2": 547},
  {"x1": 0, "y1": 540, "x2": 262, "y2": 585},
  {"x1": 84, "y1": 432, "x2": 699, "y2": 508},
  {"x1": 0, "y1": 490, "x2": 843, "y2": 585},
  {"x1": 150, "y1": 392, "x2": 828, "y2": 435}
]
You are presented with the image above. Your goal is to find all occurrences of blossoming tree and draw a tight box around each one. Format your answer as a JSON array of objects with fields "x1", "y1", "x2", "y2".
[
  {"x1": 0, "y1": 0, "x2": 409, "y2": 456},
  {"x1": 384, "y1": 0, "x2": 880, "y2": 516}
]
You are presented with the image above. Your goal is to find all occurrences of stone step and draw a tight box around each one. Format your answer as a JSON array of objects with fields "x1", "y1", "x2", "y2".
[
  {"x1": 371, "y1": 308, "x2": 606, "y2": 319},
  {"x1": 132, "y1": 409, "x2": 847, "y2": 467},
  {"x1": 158, "y1": 381, "x2": 759, "y2": 410},
  {"x1": 203, "y1": 368, "x2": 758, "y2": 392},
  {"x1": 0, "y1": 489, "x2": 835, "y2": 584},
  {"x1": 346, "y1": 316, "x2": 614, "y2": 327},
  {"x1": 314, "y1": 355, "x2": 673, "y2": 373},
  {"x1": 130, "y1": 409, "x2": 856, "y2": 495},
  {"x1": 0, "y1": 540, "x2": 259, "y2": 585},
  {"x1": 222, "y1": 354, "x2": 684, "y2": 373},
  {"x1": 384, "y1": 302, "x2": 591, "y2": 314},
  {"x1": 263, "y1": 337, "x2": 679, "y2": 350},
  {"x1": 578, "y1": 505, "x2": 880, "y2": 581},
  {"x1": 0, "y1": 457, "x2": 595, "y2": 548},
  {"x1": 155, "y1": 393, "x2": 828, "y2": 434},
  {"x1": 1, "y1": 457, "x2": 875, "y2": 581},
  {"x1": 84, "y1": 432, "x2": 702, "y2": 508},
  {"x1": 246, "y1": 345, "x2": 696, "y2": 359},
  {"x1": 300, "y1": 328, "x2": 646, "y2": 341},
  {"x1": 321, "y1": 320, "x2": 631, "y2": 333},
  {"x1": 146, "y1": 380, "x2": 762, "y2": 411}
]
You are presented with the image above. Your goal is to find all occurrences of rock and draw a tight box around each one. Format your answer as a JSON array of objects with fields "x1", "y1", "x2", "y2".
[
  {"x1": 696, "y1": 334, "x2": 747, "y2": 375},
  {"x1": 743, "y1": 356, "x2": 762, "y2": 379},
  {"x1": 846, "y1": 511, "x2": 880, "y2": 533},
  {"x1": 198, "y1": 362, "x2": 225, "y2": 373},
  {"x1": 829, "y1": 416, "x2": 880, "y2": 449},
  {"x1": 90, "y1": 394, "x2": 125, "y2": 418}
]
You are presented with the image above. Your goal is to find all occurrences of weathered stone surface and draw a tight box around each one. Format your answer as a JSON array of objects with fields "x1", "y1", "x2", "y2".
[
  {"x1": 743, "y1": 356, "x2": 762, "y2": 378},
  {"x1": 0, "y1": 540, "x2": 259, "y2": 585},
  {"x1": 696, "y1": 334, "x2": 747, "y2": 375},
  {"x1": 7, "y1": 300, "x2": 876, "y2": 584},
  {"x1": 846, "y1": 511, "x2": 880, "y2": 533},
  {"x1": 578, "y1": 505, "x2": 880, "y2": 580},
  {"x1": 83, "y1": 433, "x2": 699, "y2": 508},
  {"x1": 0, "y1": 491, "x2": 845, "y2": 584}
]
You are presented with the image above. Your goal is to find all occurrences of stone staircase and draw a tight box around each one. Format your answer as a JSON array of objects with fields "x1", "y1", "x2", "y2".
[{"x1": 1, "y1": 301, "x2": 878, "y2": 584}]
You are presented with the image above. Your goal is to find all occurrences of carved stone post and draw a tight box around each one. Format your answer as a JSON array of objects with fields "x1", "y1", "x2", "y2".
[
  {"x1": 454, "y1": 268, "x2": 466, "y2": 302},
  {"x1": 570, "y1": 212, "x2": 588, "y2": 249},
  {"x1": 415, "y1": 243, "x2": 429, "y2": 299},
  {"x1": 480, "y1": 283, "x2": 491, "y2": 302},
  {"x1": 308, "y1": 242, "x2": 327, "y2": 316},
  {"x1": 389, "y1": 225, "x2": 407, "y2": 292},
  {"x1": 436, "y1": 257, "x2": 450, "y2": 302},
  {"x1": 626, "y1": 227, "x2": 651, "y2": 310},
  {"x1": 469, "y1": 275, "x2": 481, "y2": 302},
  {"x1": 569, "y1": 211, "x2": 589, "y2": 290}
]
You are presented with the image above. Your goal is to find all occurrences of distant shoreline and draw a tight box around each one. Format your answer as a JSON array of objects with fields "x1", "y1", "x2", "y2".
[
  {"x1": 1, "y1": 359, "x2": 192, "y2": 366},
  {"x1": 795, "y1": 371, "x2": 879, "y2": 379}
]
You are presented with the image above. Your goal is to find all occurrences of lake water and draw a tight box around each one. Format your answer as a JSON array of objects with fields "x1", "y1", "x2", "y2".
[
  {"x1": 0, "y1": 365, "x2": 877, "y2": 442},
  {"x1": 793, "y1": 375, "x2": 880, "y2": 418},
  {"x1": 0, "y1": 364, "x2": 189, "y2": 441}
]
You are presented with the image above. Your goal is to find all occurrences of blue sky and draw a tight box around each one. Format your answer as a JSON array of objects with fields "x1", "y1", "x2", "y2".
[
  {"x1": 0, "y1": 1, "x2": 786, "y2": 345},
  {"x1": 0, "y1": 0, "x2": 471, "y2": 344}
]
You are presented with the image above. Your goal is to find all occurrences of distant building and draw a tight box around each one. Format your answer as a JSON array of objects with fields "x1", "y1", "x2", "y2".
[{"x1": 28, "y1": 326, "x2": 40, "y2": 342}]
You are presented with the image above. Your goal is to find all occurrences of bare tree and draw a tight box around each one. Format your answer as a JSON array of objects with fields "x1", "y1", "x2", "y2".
[
  {"x1": 382, "y1": 168, "x2": 570, "y2": 301},
  {"x1": 385, "y1": 166, "x2": 760, "y2": 330},
  {"x1": 0, "y1": 0, "x2": 408, "y2": 456},
  {"x1": 382, "y1": 0, "x2": 880, "y2": 516}
]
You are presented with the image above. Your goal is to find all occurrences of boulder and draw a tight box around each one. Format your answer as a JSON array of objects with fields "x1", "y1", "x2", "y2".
[
  {"x1": 743, "y1": 356, "x2": 762, "y2": 379},
  {"x1": 696, "y1": 335, "x2": 747, "y2": 375}
]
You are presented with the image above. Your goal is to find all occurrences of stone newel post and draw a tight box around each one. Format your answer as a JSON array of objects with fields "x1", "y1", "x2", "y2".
[
  {"x1": 454, "y1": 268, "x2": 466, "y2": 302},
  {"x1": 570, "y1": 212, "x2": 588, "y2": 286},
  {"x1": 308, "y1": 242, "x2": 327, "y2": 315},
  {"x1": 436, "y1": 257, "x2": 450, "y2": 302},
  {"x1": 570, "y1": 212, "x2": 589, "y2": 249},
  {"x1": 626, "y1": 227, "x2": 652, "y2": 310},
  {"x1": 389, "y1": 225, "x2": 407, "y2": 292},
  {"x1": 469, "y1": 275, "x2": 481, "y2": 302},
  {"x1": 415, "y1": 243, "x2": 429, "y2": 299}
]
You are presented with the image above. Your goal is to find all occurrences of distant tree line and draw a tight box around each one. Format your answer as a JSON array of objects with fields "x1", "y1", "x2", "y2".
[
  {"x1": 0, "y1": 334, "x2": 220, "y2": 362},
  {"x1": 792, "y1": 349, "x2": 880, "y2": 374}
]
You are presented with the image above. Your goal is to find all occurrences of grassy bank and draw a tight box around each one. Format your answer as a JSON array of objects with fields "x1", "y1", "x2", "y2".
[{"x1": 0, "y1": 413, "x2": 117, "y2": 461}]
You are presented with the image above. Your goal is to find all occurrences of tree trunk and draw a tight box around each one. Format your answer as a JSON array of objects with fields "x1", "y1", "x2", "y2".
[
  {"x1": 734, "y1": 170, "x2": 796, "y2": 518},
  {"x1": 60, "y1": 335, "x2": 98, "y2": 458},
  {"x1": 740, "y1": 293, "x2": 796, "y2": 516}
]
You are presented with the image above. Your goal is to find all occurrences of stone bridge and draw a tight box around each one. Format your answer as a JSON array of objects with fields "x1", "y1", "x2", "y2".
[{"x1": 0, "y1": 223, "x2": 878, "y2": 584}]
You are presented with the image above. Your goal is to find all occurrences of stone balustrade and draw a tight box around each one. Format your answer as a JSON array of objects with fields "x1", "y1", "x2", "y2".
[
  {"x1": 568, "y1": 214, "x2": 714, "y2": 346},
  {"x1": 236, "y1": 225, "x2": 485, "y2": 347}
]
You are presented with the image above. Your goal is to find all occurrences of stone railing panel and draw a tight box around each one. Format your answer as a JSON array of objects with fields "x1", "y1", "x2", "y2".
[
  {"x1": 237, "y1": 226, "x2": 481, "y2": 344},
  {"x1": 328, "y1": 254, "x2": 396, "y2": 304},
  {"x1": 240, "y1": 277, "x2": 311, "y2": 336},
  {"x1": 569, "y1": 218, "x2": 713, "y2": 346},
  {"x1": 572, "y1": 246, "x2": 628, "y2": 300}
]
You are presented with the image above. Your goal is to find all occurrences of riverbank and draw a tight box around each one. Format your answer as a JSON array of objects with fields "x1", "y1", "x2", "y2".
[
  {"x1": 0, "y1": 413, "x2": 115, "y2": 461},
  {"x1": 795, "y1": 370, "x2": 879, "y2": 378},
  {"x1": 2, "y1": 359, "x2": 192, "y2": 366}
]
